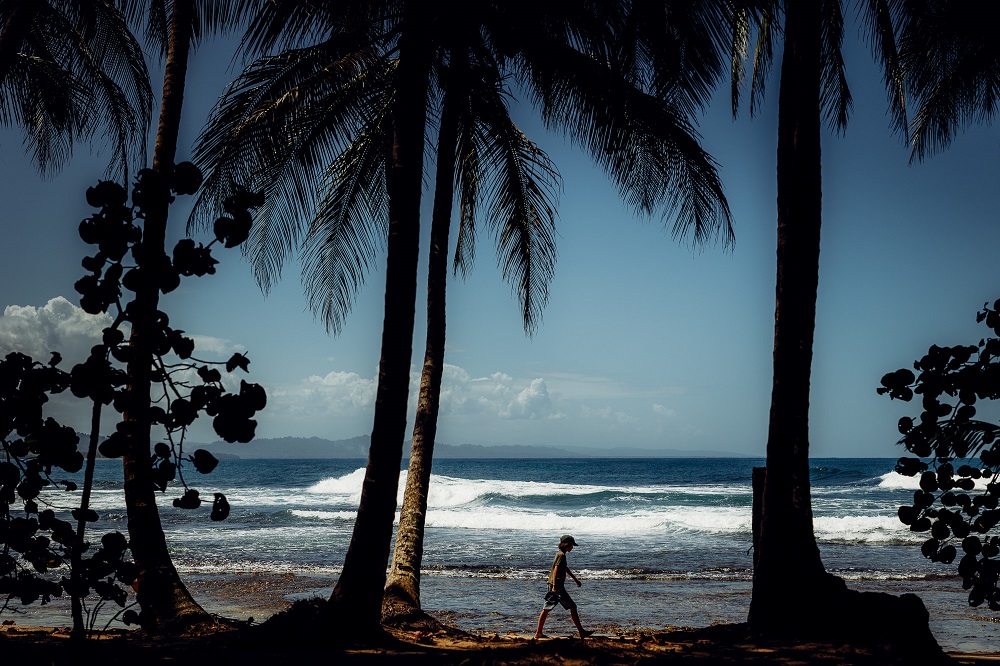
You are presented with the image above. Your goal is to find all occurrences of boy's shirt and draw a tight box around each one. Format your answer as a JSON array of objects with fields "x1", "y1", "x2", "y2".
[{"x1": 548, "y1": 550, "x2": 567, "y2": 589}]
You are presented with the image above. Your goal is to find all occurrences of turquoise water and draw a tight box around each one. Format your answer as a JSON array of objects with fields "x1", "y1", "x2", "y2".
[{"x1": 8, "y1": 457, "x2": 1000, "y2": 652}]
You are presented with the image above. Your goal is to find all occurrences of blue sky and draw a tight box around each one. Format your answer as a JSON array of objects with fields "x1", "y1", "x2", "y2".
[{"x1": 0, "y1": 27, "x2": 997, "y2": 458}]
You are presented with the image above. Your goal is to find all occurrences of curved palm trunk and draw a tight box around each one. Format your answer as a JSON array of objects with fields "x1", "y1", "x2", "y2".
[
  {"x1": 328, "y1": 3, "x2": 432, "y2": 637},
  {"x1": 382, "y1": 88, "x2": 460, "y2": 624},
  {"x1": 122, "y1": 0, "x2": 208, "y2": 630},
  {"x1": 748, "y1": 0, "x2": 827, "y2": 632}
]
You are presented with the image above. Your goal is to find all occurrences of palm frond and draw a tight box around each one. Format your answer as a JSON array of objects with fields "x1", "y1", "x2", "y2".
[
  {"x1": 859, "y1": 0, "x2": 908, "y2": 141},
  {"x1": 453, "y1": 97, "x2": 481, "y2": 279},
  {"x1": 239, "y1": 0, "x2": 389, "y2": 60},
  {"x1": 522, "y1": 39, "x2": 733, "y2": 249},
  {"x1": 15, "y1": 55, "x2": 81, "y2": 176},
  {"x1": 299, "y1": 107, "x2": 392, "y2": 333},
  {"x1": 191, "y1": 40, "x2": 390, "y2": 295},
  {"x1": 651, "y1": 0, "x2": 733, "y2": 116},
  {"x1": 49, "y1": 0, "x2": 152, "y2": 181},
  {"x1": 747, "y1": 3, "x2": 777, "y2": 119},
  {"x1": 901, "y1": 1, "x2": 1000, "y2": 161},
  {"x1": 817, "y1": 0, "x2": 851, "y2": 132},
  {"x1": 192, "y1": 0, "x2": 256, "y2": 46},
  {"x1": 0, "y1": 0, "x2": 151, "y2": 179},
  {"x1": 462, "y1": 73, "x2": 561, "y2": 333}
]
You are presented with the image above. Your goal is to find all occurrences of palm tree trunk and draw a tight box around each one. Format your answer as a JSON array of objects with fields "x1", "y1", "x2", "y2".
[
  {"x1": 328, "y1": 2, "x2": 432, "y2": 637},
  {"x1": 748, "y1": 0, "x2": 828, "y2": 631},
  {"x1": 382, "y1": 85, "x2": 460, "y2": 625},
  {"x1": 121, "y1": 0, "x2": 208, "y2": 630},
  {"x1": 747, "y1": 7, "x2": 942, "y2": 657}
]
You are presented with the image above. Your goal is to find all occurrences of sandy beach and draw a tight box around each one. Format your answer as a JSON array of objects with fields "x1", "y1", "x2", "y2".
[
  {"x1": 2, "y1": 613, "x2": 999, "y2": 665},
  {"x1": 4, "y1": 571, "x2": 1000, "y2": 663}
]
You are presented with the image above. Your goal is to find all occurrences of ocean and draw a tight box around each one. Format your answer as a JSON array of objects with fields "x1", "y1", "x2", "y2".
[{"x1": 7, "y1": 457, "x2": 1000, "y2": 652}]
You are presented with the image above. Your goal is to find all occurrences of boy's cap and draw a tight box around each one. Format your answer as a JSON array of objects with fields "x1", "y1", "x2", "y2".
[{"x1": 560, "y1": 535, "x2": 578, "y2": 546}]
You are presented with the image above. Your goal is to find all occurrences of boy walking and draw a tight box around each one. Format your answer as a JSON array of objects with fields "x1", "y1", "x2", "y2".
[{"x1": 534, "y1": 534, "x2": 594, "y2": 639}]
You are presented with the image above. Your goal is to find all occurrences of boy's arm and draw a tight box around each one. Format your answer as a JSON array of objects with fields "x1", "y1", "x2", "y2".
[{"x1": 567, "y1": 566, "x2": 581, "y2": 587}]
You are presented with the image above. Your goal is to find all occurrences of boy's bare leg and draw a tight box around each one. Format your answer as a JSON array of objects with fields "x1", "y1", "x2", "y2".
[
  {"x1": 570, "y1": 608, "x2": 593, "y2": 638},
  {"x1": 534, "y1": 608, "x2": 551, "y2": 638}
]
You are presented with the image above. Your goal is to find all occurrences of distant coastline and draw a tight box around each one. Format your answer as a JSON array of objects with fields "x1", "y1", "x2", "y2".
[{"x1": 196, "y1": 434, "x2": 751, "y2": 460}]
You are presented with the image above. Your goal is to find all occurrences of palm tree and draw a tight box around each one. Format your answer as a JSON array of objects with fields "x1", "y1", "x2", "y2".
[
  {"x1": 192, "y1": 0, "x2": 733, "y2": 636},
  {"x1": 113, "y1": 0, "x2": 251, "y2": 629},
  {"x1": 898, "y1": 0, "x2": 1000, "y2": 161},
  {"x1": 0, "y1": 0, "x2": 151, "y2": 180},
  {"x1": 731, "y1": 3, "x2": 939, "y2": 647},
  {"x1": 385, "y1": 1, "x2": 751, "y2": 624},
  {"x1": 382, "y1": 57, "x2": 561, "y2": 624}
]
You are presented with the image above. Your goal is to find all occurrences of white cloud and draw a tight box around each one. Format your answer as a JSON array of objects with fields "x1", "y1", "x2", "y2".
[
  {"x1": 188, "y1": 334, "x2": 245, "y2": 356},
  {"x1": 255, "y1": 361, "x2": 689, "y2": 444},
  {"x1": 431, "y1": 366, "x2": 561, "y2": 420},
  {"x1": 0, "y1": 297, "x2": 243, "y2": 366},
  {"x1": 501, "y1": 378, "x2": 553, "y2": 419},
  {"x1": 270, "y1": 370, "x2": 378, "y2": 417},
  {"x1": 653, "y1": 403, "x2": 677, "y2": 418},
  {"x1": 0, "y1": 297, "x2": 109, "y2": 364}
]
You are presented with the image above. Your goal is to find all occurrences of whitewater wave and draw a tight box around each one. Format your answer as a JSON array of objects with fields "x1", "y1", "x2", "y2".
[
  {"x1": 288, "y1": 505, "x2": 752, "y2": 536},
  {"x1": 304, "y1": 467, "x2": 750, "y2": 509},
  {"x1": 813, "y1": 514, "x2": 913, "y2": 543},
  {"x1": 877, "y1": 470, "x2": 996, "y2": 491}
]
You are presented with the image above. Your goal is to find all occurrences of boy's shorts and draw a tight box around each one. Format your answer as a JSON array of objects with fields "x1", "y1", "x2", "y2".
[{"x1": 542, "y1": 588, "x2": 576, "y2": 611}]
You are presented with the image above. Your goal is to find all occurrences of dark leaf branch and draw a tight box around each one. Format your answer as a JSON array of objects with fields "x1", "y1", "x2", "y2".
[
  {"x1": 881, "y1": 299, "x2": 1000, "y2": 610},
  {"x1": 77, "y1": 167, "x2": 265, "y2": 517},
  {"x1": 0, "y1": 165, "x2": 264, "y2": 619}
]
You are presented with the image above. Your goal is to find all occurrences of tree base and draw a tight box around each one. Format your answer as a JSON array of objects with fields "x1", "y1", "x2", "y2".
[
  {"x1": 381, "y1": 596, "x2": 466, "y2": 636},
  {"x1": 750, "y1": 573, "x2": 944, "y2": 663}
]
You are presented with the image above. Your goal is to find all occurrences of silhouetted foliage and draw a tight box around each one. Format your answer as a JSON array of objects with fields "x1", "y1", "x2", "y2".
[
  {"x1": 880, "y1": 299, "x2": 1000, "y2": 609},
  {"x1": 0, "y1": 351, "x2": 136, "y2": 621},
  {"x1": 0, "y1": 166, "x2": 265, "y2": 630}
]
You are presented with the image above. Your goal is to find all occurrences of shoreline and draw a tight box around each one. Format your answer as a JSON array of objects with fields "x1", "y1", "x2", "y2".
[{"x1": 4, "y1": 572, "x2": 1000, "y2": 656}]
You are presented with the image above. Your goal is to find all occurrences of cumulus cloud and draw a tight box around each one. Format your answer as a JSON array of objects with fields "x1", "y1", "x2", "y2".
[
  {"x1": 269, "y1": 370, "x2": 378, "y2": 418},
  {"x1": 501, "y1": 378, "x2": 553, "y2": 419},
  {"x1": 653, "y1": 403, "x2": 677, "y2": 418},
  {"x1": 0, "y1": 297, "x2": 249, "y2": 365},
  {"x1": 432, "y1": 366, "x2": 562, "y2": 420},
  {"x1": 0, "y1": 297, "x2": 109, "y2": 363}
]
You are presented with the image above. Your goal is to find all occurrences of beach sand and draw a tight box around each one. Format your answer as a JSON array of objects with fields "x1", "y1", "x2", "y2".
[
  {"x1": 2, "y1": 618, "x2": 999, "y2": 665},
  {"x1": 4, "y1": 572, "x2": 1000, "y2": 663}
]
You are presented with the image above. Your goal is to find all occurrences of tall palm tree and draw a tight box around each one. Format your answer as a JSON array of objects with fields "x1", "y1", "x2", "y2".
[
  {"x1": 0, "y1": 0, "x2": 151, "y2": 180},
  {"x1": 385, "y1": 1, "x2": 750, "y2": 624},
  {"x1": 731, "y1": 3, "x2": 939, "y2": 646},
  {"x1": 383, "y1": 58, "x2": 561, "y2": 624},
  {"x1": 192, "y1": 0, "x2": 733, "y2": 636},
  {"x1": 113, "y1": 0, "x2": 251, "y2": 629}
]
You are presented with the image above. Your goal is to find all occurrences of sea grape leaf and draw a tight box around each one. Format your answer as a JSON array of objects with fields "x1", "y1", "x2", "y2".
[{"x1": 190, "y1": 449, "x2": 219, "y2": 474}]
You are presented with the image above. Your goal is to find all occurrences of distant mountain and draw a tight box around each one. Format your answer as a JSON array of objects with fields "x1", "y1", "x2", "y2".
[
  {"x1": 198, "y1": 435, "x2": 746, "y2": 459},
  {"x1": 202, "y1": 435, "x2": 372, "y2": 459}
]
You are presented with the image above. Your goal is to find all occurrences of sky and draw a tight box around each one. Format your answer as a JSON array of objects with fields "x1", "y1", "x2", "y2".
[{"x1": 0, "y1": 24, "x2": 997, "y2": 458}]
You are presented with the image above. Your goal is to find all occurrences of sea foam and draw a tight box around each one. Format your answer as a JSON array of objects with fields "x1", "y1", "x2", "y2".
[{"x1": 304, "y1": 467, "x2": 749, "y2": 509}]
